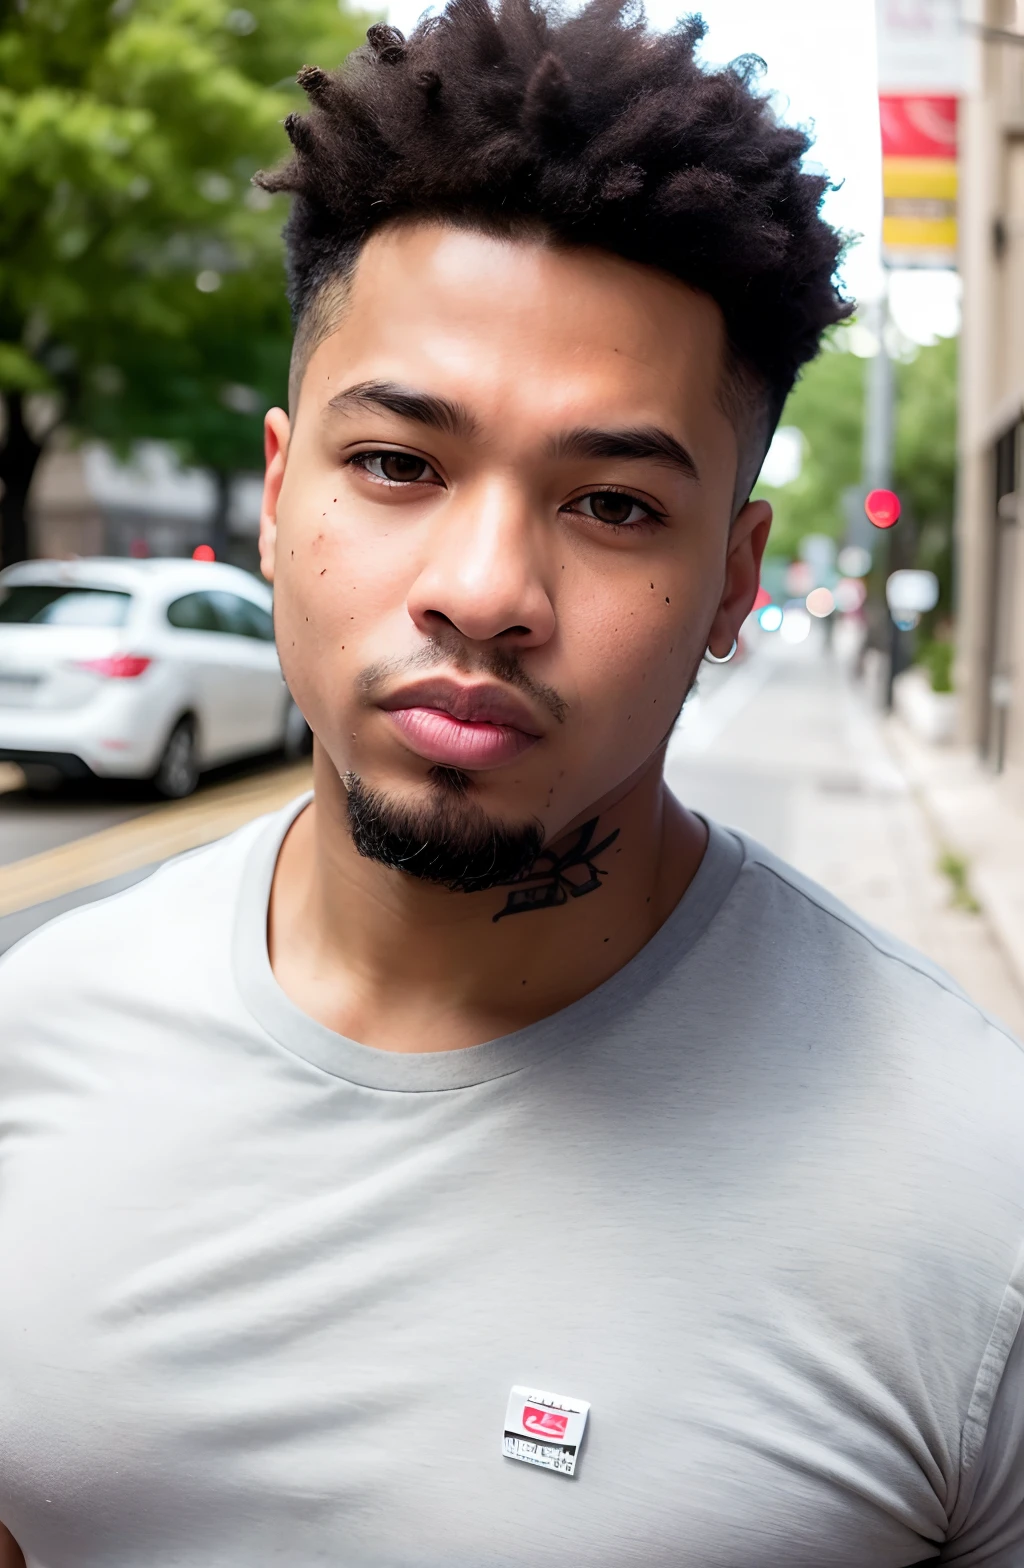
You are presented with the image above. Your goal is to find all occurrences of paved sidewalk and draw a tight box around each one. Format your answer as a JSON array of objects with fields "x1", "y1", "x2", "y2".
[
  {"x1": 887, "y1": 711, "x2": 1024, "y2": 1012},
  {"x1": 665, "y1": 633, "x2": 1024, "y2": 1038}
]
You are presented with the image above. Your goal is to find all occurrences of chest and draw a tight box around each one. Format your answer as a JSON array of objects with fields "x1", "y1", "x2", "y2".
[{"x1": 0, "y1": 1077, "x2": 951, "y2": 1566}]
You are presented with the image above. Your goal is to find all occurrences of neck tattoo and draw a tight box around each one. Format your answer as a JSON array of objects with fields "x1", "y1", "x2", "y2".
[{"x1": 492, "y1": 817, "x2": 621, "y2": 922}]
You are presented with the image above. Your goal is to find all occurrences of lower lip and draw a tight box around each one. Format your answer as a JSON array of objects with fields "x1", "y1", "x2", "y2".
[{"x1": 385, "y1": 707, "x2": 539, "y2": 769}]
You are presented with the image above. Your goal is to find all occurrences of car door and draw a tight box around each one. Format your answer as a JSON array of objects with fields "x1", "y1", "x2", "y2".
[
  {"x1": 163, "y1": 590, "x2": 241, "y2": 764},
  {"x1": 207, "y1": 591, "x2": 285, "y2": 754}
]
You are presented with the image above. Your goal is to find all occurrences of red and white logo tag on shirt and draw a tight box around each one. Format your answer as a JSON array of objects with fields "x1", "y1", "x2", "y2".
[{"x1": 503, "y1": 1386, "x2": 590, "y2": 1476}]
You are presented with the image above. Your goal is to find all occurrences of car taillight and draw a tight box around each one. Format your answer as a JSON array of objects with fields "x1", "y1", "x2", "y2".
[{"x1": 76, "y1": 655, "x2": 152, "y2": 679}]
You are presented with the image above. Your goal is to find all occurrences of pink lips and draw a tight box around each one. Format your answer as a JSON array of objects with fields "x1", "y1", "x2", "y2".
[
  {"x1": 379, "y1": 678, "x2": 544, "y2": 770},
  {"x1": 386, "y1": 707, "x2": 538, "y2": 769}
]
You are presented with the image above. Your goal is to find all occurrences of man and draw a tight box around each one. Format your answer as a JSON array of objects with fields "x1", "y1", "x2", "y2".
[{"x1": 2, "y1": 1, "x2": 1023, "y2": 1562}]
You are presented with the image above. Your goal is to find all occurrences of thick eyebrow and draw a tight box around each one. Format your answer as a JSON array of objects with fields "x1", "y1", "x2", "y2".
[
  {"x1": 550, "y1": 426, "x2": 700, "y2": 483},
  {"x1": 325, "y1": 379, "x2": 476, "y2": 439}
]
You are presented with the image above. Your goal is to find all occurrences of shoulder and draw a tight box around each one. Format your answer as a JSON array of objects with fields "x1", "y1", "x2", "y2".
[
  {"x1": 0, "y1": 803, "x2": 283, "y2": 1029},
  {"x1": 726, "y1": 828, "x2": 1011, "y2": 1030},
  {"x1": 707, "y1": 832, "x2": 1024, "y2": 1369},
  {"x1": 694, "y1": 826, "x2": 1024, "y2": 1178}
]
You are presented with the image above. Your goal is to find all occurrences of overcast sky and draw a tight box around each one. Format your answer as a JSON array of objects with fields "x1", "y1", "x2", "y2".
[{"x1": 382, "y1": 0, "x2": 962, "y2": 342}]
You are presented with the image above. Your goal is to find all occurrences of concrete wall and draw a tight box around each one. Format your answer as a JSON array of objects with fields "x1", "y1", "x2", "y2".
[
  {"x1": 957, "y1": 0, "x2": 1024, "y2": 795},
  {"x1": 25, "y1": 438, "x2": 262, "y2": 573}
]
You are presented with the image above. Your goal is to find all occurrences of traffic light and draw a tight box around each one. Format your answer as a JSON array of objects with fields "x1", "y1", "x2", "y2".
[{"x1": 864, "y1": 488, "x2": 901, "y2": 529}]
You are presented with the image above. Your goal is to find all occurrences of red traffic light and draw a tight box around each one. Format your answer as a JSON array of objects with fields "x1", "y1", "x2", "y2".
[{"x1": 864, "y1": 488, "x2": 900, "y2": 529}]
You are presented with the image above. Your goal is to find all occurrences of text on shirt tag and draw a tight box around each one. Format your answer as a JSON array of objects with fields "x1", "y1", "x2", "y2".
[{"x1": 503, "y1": 1386, "x2": 590, "y2": 1476}]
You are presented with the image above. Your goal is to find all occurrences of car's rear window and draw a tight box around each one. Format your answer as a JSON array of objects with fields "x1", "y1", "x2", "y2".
[{"x1": 0, "y1": 585, "x2": 132, "y2": 627}]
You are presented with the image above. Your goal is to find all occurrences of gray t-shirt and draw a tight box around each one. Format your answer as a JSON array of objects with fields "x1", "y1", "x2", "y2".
[{"x1": 1, "y1": 797, "x2": 1024, "y2": 1567}]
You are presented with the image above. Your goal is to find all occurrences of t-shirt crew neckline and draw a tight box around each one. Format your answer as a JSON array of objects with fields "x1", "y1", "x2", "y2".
[{"x1": 233, "y1": 793, "x2": 745, "y2": 1092}]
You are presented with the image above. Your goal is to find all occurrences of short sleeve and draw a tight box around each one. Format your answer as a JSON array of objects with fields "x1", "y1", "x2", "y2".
[{"x1": 941, "y1": 1254, "x2": 1024, "y2": 1563}]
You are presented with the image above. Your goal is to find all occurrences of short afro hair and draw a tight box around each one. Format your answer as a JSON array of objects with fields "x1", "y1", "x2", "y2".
[{"x1": 258, "y1": 0, "x2": 851, "y2": 461}]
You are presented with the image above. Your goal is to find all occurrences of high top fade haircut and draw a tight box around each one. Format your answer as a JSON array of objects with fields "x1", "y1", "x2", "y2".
[{"x1": 257, "y1": 0, "x2": 851, "y2": 504}]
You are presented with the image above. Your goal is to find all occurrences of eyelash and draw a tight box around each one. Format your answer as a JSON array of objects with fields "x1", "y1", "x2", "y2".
[
  {"x1": 346, "y1": 450, "x2": 666, "y2": 528},
  {"x1": 563, "y1": 491, "x2": 666, "y2": 529},
  {"x1": 347, "y1": 451, "x2": 442, "y2": 487}
]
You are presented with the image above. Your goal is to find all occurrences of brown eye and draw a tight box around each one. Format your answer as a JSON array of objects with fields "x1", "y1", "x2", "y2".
[
  {"x1": 356, "y1": 451, "x2": 437, "y2": 484},
  {"x1": 379, "y1": 452, "x2": 429, "y2": 482},
  {"x1": 571, "y1": 491, "x2": 655, "y2": 527},
  {"x1": 590, "y1": 492, "x2": 636, "y2": 525}
]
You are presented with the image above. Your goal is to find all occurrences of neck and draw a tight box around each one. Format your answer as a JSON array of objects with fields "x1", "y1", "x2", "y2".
[{"x1": 268, "y1": 745, "x2": 708, "y2": 1052}]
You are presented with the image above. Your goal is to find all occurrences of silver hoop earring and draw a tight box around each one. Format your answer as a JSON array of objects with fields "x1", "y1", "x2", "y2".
[{"x1": 703, "y1": 638, "x2": 738, "y2": 665}]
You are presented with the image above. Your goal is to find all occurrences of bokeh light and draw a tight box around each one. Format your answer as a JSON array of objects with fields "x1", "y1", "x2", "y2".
[
  {"x1": 805, "y1": 587, "x2": 836, "y2": 618},
  {"x1": 784, "y1": 560, "x2": 815, "y2": 596},
  {"x1": 837, "y1": 545, "x2": 872, "y2": 578},
  {"x1": 192, "y1": 544, "x2": 216, "y2": 561},
  {"x1": 834, "y1": 577, "x2": 867, "y2": 613},
  {"x1": 864, "y1": 488, "x2": 901, "y2": 529},
  {"x1": 780, "y1": 605, "x2": 812, "y2": 644},
  {"x1": 758, "y1": 604, "x2": 783, "y2": 632}
]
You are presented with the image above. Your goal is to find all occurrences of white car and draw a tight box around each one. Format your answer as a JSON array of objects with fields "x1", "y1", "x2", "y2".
[{"x1": 0, "y1": 558, "x2": 308, "y2": 797}]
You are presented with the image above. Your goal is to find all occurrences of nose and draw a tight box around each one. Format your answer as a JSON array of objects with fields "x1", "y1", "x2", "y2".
[{"x1": 406, "y1": 478, "x2": 556, "y2": 648}]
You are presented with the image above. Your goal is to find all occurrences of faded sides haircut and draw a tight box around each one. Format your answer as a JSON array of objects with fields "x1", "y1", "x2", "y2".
[{"x1": 257, "y1": 0, "x2": 852, "y2": 503}]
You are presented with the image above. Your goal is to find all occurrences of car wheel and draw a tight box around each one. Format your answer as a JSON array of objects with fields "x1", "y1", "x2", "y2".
[
  {"x1": 282, "y1": 697, "x2": 313, "y2": 760},
  {"x1": 154, "y1": 718, "x2": 200, "y2": 799}
]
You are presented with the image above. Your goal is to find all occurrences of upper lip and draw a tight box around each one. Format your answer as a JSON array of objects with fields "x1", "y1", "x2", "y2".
[{"x1": 378, "y1": 676, "x2": 545, "y2": 735}]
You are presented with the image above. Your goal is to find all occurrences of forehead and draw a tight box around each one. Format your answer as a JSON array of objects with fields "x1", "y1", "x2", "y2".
[{"x1": 299, "y1": 222, "x2": 731, "y2": 440}]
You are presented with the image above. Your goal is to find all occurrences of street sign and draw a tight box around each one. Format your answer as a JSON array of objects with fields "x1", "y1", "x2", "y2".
[
  {"x1": 876, "y1": 0, "x2": 967, "y2": 95},
  {"x1": 879, "y1": 94, "x2": 958, "y2": 266},
  {"x1": 875, "y1": 0, "x2": 962, "y2": 268}
]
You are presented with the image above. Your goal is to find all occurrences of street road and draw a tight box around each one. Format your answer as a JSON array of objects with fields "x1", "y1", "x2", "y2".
[
  {"x1": 0, "y1": 756, "x2": 312, "y2": 955},
  {"x1": 0, "y1": 768, "x2": 150, "y2": 869},
  {"x1": 3, "y1": 638, "x2": 1024, "y2": 1042}
]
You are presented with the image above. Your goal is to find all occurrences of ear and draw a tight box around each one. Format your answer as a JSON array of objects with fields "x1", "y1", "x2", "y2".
[
  {"x1": 259, "y1": 407, "x2": 291, "y2": 584},
  {"x1": 706, "y1": 499, "x2": 772, "y2": 658}
]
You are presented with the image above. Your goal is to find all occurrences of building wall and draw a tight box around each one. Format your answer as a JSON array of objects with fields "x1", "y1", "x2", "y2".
[
  {"x1": 958, "y1": 0, "x2": 1024, "y2": 792},
  {"x1": 26, "y1": 438, "x2": 262, "y2": 572},
  {"x1": 27, "y1": 445, "x2": 106, "y2": 560}
]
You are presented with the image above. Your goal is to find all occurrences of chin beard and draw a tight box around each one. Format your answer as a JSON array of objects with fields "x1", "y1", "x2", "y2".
[{"x1": 343, "y1": 767, "x2": 545, "y2": 893}]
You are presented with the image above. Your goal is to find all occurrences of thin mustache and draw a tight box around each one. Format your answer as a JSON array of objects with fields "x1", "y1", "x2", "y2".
[{"x1": 356, "y1": 638, "x2": 568, "y2": 725}]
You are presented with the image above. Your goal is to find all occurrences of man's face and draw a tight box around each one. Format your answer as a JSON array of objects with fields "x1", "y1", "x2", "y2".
[{"x1": 261, "y1": 223, "x2": 769, "y2": 858}]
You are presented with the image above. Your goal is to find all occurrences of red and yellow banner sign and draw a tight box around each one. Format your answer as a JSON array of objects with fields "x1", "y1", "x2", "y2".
[{"x1": 879, "y1": 93, "x2": 957, "y2": 265}]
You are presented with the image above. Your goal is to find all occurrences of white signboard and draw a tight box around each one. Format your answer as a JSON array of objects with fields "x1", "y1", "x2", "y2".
[{"x1": 876, "y1": 0, "x2": 968, "y2": 93}]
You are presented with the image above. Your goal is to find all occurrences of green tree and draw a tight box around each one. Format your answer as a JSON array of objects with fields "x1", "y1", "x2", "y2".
[
  {"x1": 754, "y1": 331, "x2": 958, "y2": 618},
  {"x1": 753, "y1": 342, "x2": 866, "y2": 561},
  {"x1": 0, "y1": 0, "x2": 370, "y2": 566}
]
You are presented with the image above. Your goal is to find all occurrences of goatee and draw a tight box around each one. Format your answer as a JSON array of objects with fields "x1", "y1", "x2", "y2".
[{"x1": 343, "y1": 767, "x2": 544, "y2": 893}]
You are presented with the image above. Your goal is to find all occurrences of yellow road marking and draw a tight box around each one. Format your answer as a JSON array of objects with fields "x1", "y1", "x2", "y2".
[{"x1": 0, "y1": 763, "x2": 312, "y2": 918}]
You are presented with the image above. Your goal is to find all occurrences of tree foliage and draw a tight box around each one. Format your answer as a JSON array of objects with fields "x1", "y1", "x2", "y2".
[
  {"x1": 0, "y1": 0, "x2": 371, "y2": 564},
  {"x1": 753, "y1": 342, "x2": 866, "y2": 560},
  {"x1": 754, "y1": 330, "x2": 958, "y2": 616}
]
